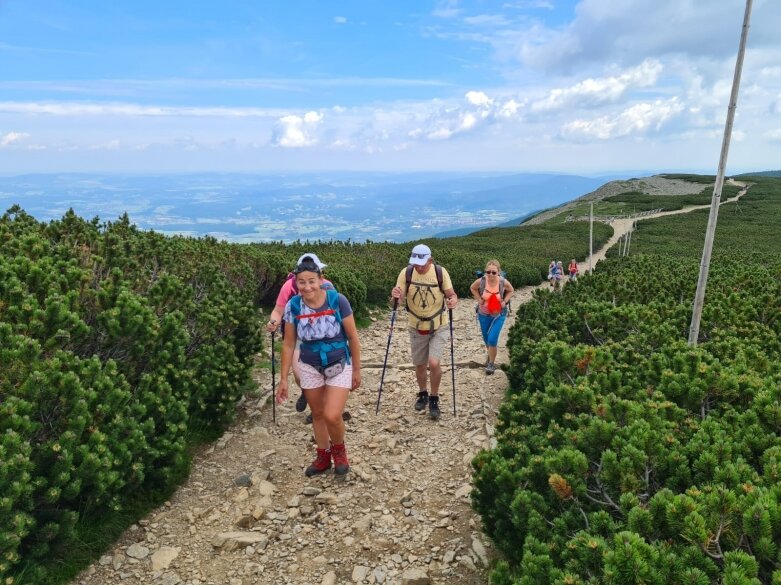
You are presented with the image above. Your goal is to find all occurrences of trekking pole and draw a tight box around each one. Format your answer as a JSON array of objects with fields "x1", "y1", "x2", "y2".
[
  {"x1": 270, "y1": 331, "x2": 276, "y2": 424},
  {"x1": 375, "y1": 298, "x2": 399, "y2": 415},
  {"x1": 449, "y1": 308, "x2": 456, "y2": 416}
]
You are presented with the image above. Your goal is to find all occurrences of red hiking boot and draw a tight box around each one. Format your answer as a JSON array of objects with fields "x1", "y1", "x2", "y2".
[
  {"x1": 305, "y1": 447, "x2": 332, "y2": 477},
  {"x1": 331, "y1": 443, "x2": 350, "y2": 475}
]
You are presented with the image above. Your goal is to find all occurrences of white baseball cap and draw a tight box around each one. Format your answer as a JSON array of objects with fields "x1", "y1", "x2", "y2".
[
  {"x1": 296, "y1": 252, "x2": 327, "y2": 270},
  {"x1": 409, "y1": 244, "x2": 432, "y2": 266}
]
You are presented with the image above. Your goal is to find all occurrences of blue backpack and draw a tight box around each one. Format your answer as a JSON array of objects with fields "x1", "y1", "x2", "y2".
[{"x1": 289, "y1": 288, "x2": 351, "y2": 368}]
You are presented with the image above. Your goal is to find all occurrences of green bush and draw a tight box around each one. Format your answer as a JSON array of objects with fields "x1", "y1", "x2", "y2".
[
  {"x1": 0, "y1": 207, "x2": 267, "y2": 583},
  {"x1": 473, "y1": 241, "x2": 781, "y2": 584}
]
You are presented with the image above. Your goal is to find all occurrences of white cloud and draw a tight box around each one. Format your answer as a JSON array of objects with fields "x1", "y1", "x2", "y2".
[
  {"x1": 408, "y1": 90, "x2": 522, "y2": 142},
  {"x1": 560, "y1": 98, "x2": 684, "y2": 141},
  {"x1": 0, "y1": 131, "x2": 29, "y2": 147},
  {"x1": 519, "y1": 0, "x2": 781, "y2": 74},
  {"x1": 334, "y1": 16, "x2": 348, "y2": 24},
  {"x1": 498, "y1": 99, "x2": 520, "y2": 118},
  {"x1": 766, "y1": 129, "x2": 781, "y2": 141},
  {"x1": 463, "y1": 14, "x2": 512, "y2": 27},
  {"x1": 465, "y1": 90, "x2": 493, "y2": 107},
  {"x1": 88, "y1": 139, "x2": 121, "y2": 151},
  {"x1": 272, "y1": 111, "x2": 324, "y2": 148},
  {"x1": 502, "y1": 1, "x2": 554, "y2": 7},
  {"x1": 532, "y1": 59, "x2": 663, "y2": 112},
  {"x1": 0, "y1": 101, "x2": 282, "y2": 118},
  {"x1": 432, "y1": 0, "x2": 461, "y2": 19}
]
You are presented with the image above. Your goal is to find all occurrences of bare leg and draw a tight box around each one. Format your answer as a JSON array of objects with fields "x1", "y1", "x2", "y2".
[
  {"x1": 321, "y1": 386, "x2": 350, "y2": 444},
  {"x1": 487, "y1": 346, "x2": 498, "y2": 364},
  {"x1": 429, "y1": 358, "x2": 442, "y2": 395},
  {"x1": 304, "y1": 387, "x2": 329, "y2": 449},
  {"x1": 415, "y1": 364, "x2": 428, "y2": 392}
]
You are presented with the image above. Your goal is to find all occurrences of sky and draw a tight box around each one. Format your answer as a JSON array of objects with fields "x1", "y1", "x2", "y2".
[{"x1": 0, "y1": 0, "x2": 779, "y2": 175}]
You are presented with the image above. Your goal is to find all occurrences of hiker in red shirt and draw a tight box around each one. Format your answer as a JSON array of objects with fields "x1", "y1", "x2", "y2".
[
  {"x1": 568, "y1": 259, "x2": 579, "y2": 282},
  {"x1": 469, "y1": 260, "x2": 514, "y2": 374}
]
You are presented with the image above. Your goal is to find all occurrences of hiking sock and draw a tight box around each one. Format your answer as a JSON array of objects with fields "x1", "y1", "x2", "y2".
[{"x1": 414, "y1": 390, "x2": 429, "y2": 411}]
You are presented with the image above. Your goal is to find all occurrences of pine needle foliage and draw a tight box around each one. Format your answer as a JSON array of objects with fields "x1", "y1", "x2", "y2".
[
  {"x1": 0, "y1": 207, "x2": 282, "y2": 583},
  {"x1": 473, "y1": 177, "x2": 781, "y2": 584}
]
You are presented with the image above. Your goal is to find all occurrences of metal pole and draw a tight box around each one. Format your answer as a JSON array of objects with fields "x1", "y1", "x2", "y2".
[
  {"x1": 270, "y1": 332, "x2": 276, "y2": 424},
  {"x1": 375, "y1": 299, "x2": 399, "y2": 414},
  {"x1": 589, "y1": 202, "x2": 594, "y2": 273},
  {"x1": 689, "y1": 0, "x2": 753, "y2": 346},
  {"x1": 449, "y1": 308, "x2": 456, "y2": 416},
  {"x1": 626, "y1": 222, "x2": 634, "y2": 256}
]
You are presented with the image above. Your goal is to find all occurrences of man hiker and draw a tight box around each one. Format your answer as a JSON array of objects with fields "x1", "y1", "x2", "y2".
[{"x1": 391, "y1": 244, "x2": 457, "y2": 421}]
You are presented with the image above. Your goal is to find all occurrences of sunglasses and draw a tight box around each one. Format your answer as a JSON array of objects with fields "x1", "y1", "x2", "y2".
[
  {"x1": 485, "y1": 270, "x2": 498, "y2": 275},
  {"x1": 411, "y1": 253, "x2": 430, "y2": 259}
]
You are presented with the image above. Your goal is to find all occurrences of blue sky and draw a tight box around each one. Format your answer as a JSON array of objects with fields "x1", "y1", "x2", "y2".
[{"x1": 1, "y1": 0, "x2": 779, "y2": 174}]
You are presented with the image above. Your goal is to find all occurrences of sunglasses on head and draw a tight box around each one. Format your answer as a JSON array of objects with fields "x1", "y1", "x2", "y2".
[
  {"x1": 485, "y1": 270, "x2": 498, "y2": 275},
  {"x1": 411, "y1": 253, "x2": 430, "y2": 259}
]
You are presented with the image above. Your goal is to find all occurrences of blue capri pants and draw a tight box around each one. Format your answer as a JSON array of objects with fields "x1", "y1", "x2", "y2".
[{"x1": 477, "y1": 312, "x2": 507, "y2": 348}]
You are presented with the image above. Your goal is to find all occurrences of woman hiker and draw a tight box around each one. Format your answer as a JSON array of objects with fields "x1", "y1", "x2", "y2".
[
  {"x1": 266, "y1": 253, "x2": 350, "y2": 424},
  {"x1": 470, "y1": 259, "x2": 514, "y2": 374},
  {"x1": 275, "y1": 259, "x2": 362, "y2": 477}
]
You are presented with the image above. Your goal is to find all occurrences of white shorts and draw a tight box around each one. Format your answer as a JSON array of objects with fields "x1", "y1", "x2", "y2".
[{"x1": 298, "y1": 362, "x2": 353, "y2": 390}]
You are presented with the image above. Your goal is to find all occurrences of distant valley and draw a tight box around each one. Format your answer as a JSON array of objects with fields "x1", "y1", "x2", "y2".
[{"x1": 0, "y1": 171, "x2": 627, "y2": 243}]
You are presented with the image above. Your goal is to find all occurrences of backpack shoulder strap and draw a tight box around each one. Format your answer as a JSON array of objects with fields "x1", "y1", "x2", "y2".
[
  {"x1": 479, "y1": 276, "x2": 486, "y2": 296},
  {"x1": 325, "y1": 289, "x2": 342, "y2": 324},
  {"x1": 434, "y1": 264, "x2": 444, "y2": 293},
  {"x1": 289, "y1": 294, "x2": 302, "y2": 318},
  {"x1": 405, "y1": 265, "x2": 414, "y2": 294}
]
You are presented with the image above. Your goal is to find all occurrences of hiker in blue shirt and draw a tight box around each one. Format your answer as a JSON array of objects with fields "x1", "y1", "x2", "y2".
[{"x1": 276, "y1": 260, "x2": 362, "y2": 477}]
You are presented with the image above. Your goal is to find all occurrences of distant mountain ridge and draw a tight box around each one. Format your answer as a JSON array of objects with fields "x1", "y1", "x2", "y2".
[{"x1": 736, "y1": 170, "x2": 781, "y2": 178}]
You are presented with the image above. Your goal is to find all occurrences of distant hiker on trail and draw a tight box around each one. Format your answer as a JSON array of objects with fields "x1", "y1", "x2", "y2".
[
  {"x1": 275, "y1": 259, "x2": 361, "y2": 477},
  {"x1": 390, "y1": 244, "x2": 457, "y2": 421},
  {"x1": 548, "y1": 260, "x2": 563, "y2": 290},
  {"x1": 568, "y1": 259, "x2": 579, "y2": 282},
  {"x1": 469, "y1": 260, "x2": 514, "y2": 375},
  {"x1": 266, "y1": 253, "x2": 349, "y2": 423}
]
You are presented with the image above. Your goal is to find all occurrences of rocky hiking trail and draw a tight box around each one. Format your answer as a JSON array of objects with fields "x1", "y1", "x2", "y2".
[{"x1": 73, "y1": 182, "x2": 748, "y2": 585}]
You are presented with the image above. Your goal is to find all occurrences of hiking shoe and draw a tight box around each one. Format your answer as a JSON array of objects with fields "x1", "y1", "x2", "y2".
[
  {"x1": 331, "y1": 443, "x2": 350, "y2": 475},
  {"x1": 414, "y1": 391, "x2": 429, "y2": 411},
  {"x1": 305, "y1": 448, "x2": 332, "y2": 477},
  {"x1": 305, "y1": 413, "x2": 313, "y2": 424},
  {"x1": 428, "y1": 395, "x2": 441, "y2": 421},
  {"x1": 295, "y1": 392, "x2": 308, "y2": 412},
  {"x1": 485, "y1": 362, "x2": 496, "y2": 375}
]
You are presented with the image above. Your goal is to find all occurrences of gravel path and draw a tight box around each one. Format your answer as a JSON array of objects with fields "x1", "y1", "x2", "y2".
[{"x1": 72, "y1": 181, "x2": 748, "y2": 585}]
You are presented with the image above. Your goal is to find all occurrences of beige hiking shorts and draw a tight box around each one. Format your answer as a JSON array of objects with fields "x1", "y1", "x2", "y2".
[{"x1": 409, "y1": 326, "x2": 450, "y2": 366}]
